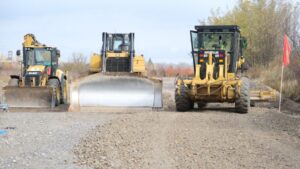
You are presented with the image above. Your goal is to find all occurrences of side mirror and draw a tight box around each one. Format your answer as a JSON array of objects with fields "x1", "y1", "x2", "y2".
[
  {"x1": 56, "y1": 50, "x2": 60, "y2": 58},
  {"x1": 240, "y1": 37, "x2": 248, "y2": 49},
  {"x1": 16, "y1": 50, "x2": 21, "y2": 56}
]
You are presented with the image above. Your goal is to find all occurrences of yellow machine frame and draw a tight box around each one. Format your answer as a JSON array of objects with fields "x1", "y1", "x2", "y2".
[
  {"x1": 89, "y1": 52, "x2": 146, "y2": 74},
  {"x1": 177, "y1": 52, "x2": 243, "y2": 102}
]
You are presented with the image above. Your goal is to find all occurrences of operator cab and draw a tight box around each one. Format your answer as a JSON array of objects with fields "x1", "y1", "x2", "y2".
[
  {"x1": 16, "y1": 47, "x2": 60, "y2": 85},
  {"x1": 101, "y1": 33, "x2": 135, "y2": 72},
  {"x1": 190, "y1": 25, "x2": 243, "y2": 79},
  {"x1": 106, "y1": 34, "x2": 131, "y2": 52}
]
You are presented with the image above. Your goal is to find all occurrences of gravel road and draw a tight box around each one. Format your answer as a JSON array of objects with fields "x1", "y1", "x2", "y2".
[
  {"x1": 1, "y1": 77, "x2": 300, "y2": 169},
  {"x1": 0, "y1": 112, "x2": 113, "y2": 169},
  {"x1": 74, "y1": 108, "x2": 300, "y2": 169}
]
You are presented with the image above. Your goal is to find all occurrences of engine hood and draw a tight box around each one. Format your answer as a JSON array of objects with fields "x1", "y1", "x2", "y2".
[{"x1": 27, "y1": 65, "x2": 46, "y2": 73}]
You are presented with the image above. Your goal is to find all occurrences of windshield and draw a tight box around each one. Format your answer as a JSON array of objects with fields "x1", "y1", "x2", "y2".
[
  {"x1": 191, "y1": 32, "x2": 233, "y2": 52},
  {"x1": 26, "y1": 49, "x2": 51, "y2": 66},
  {"x1": 106, "y1": 34, "x2": 130, "y2": 51},
  {"x1": 113, "y1": 36, "x2": 123, "y2": 51}
]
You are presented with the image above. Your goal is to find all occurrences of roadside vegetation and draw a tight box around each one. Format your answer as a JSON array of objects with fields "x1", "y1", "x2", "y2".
[
  {"x1": 146, "y1": 58, "x2": 193, "y2": 77},
  {"x1": 60, "y1": 53, "x2": 88, "y2": 80}
]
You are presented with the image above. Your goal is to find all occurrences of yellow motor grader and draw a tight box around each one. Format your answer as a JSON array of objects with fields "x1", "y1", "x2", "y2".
[
  {"x1": 3, "y1": 34, "x2": 68, "y2": 108},
  {"x1": 175, "y1": 25, "x2": 275, "y2": 113},
  {"x1": 70, "y1": 33, "x2": 162, "y2": 110}
]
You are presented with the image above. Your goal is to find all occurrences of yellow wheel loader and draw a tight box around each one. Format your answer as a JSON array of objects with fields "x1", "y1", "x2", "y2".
[
  {"x1": 3, "y1": 34, "x2": 68, "y2": 108},
  {"x1": 175, "y1": 25, "x2": 250, "y2": 113},
  {"x1": 70, "y1": 33, "x2": 162, "y2": 110}
]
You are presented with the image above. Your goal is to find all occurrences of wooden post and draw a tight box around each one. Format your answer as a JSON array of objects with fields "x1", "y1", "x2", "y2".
[{"x1": 279, "y1": 64, "x2": 284, "y2": 112}]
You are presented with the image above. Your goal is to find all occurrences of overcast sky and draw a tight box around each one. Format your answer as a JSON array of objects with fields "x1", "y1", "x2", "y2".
[{"x1": 0, "y1": 0, "x2": 237, "y2": 64}]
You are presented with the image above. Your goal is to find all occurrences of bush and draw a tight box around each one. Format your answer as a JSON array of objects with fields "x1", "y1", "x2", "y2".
[
  {"x1": 146, "y1": 58, "x2": 193, "y2": 77},
  {"x1": 248, "y1": 57, "x2": 300, "y2": 102},
  {"x1": 60, "y1": 53, "x2": 88, "y2": 80}
]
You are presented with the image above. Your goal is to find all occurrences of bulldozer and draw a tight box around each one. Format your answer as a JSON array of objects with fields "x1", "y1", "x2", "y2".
[
  {"x1": 3, "y1": 34, "x2": 68, "y2": 108},
  {"x1": 70, "y1": 32, "x2": 162, "y2": 110},
  {"x1": 175, "y1": 25, "x2": 252, "y2": 113}
]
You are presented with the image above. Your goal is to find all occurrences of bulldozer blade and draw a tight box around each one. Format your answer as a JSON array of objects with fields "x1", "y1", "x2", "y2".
[
  {"x1": 70, "y1": 75, "x2": 163, "y2": 109},
  {"x1": 3, "y1": 87, "x2": 54, "y2": 108}
]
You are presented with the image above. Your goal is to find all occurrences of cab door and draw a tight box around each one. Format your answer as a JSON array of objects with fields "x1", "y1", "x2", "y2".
[{"x1": 190, "y1": 31, "x2": 199, "y2": 74}]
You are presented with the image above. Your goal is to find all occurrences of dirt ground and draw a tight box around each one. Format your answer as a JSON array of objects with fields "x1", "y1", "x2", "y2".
[{"x1": 0, "y1": 78, "x2": 300, "y2": 169}]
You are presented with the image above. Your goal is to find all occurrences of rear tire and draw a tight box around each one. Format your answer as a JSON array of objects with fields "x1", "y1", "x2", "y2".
[
  {"x1": 8, "y1": 78, "x2": 19, "y2": 87},
  {"x1": 175, "y1": 84, "x2": 193, "y2": 112},
  {"x1": 47, "y1": 79, "x2": 61, "y2": 106},
  {"x1": 235, "y1": 77, "x2": 250, "y2": 114}
]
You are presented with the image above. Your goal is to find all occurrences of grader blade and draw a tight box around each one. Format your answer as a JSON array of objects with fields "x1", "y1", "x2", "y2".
[
  {"x1": 250, "y1": 90, "x2": 277, "y2": 102},
  {"x1": 3, "y1": 87, "x2": 54, "y2": 108},
  {"x1": 70, "y1": 74, "x2": 163, "y2": 110}
]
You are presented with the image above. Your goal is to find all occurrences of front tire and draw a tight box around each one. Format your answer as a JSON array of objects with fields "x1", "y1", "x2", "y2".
[
  {"x1": 60, "y1": 77, "x2": 67, "y2": 104},
  {"x1": 175, "y1": 84, "x2": 193, "y2": 112},
  {"x1": 235, "y1": 77, "x2": 250, "y2": 114},
  {"x1": 47, "y1": 79, "x2": 61, "y2": 106}
]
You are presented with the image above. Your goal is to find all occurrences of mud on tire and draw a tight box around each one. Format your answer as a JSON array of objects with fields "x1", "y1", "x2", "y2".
[
  {"x1": 235, "y1": 77, "x2": 250, "y2": 114},
  {"x1": 175, "y1": 84, "x2": 193, "y2": 112},
  {"x1": 47, "y1": 79, "x2": 61, "y2": 106},
  {"x1": 59, "y1": 77, "x2": 67, "y2": 104}
]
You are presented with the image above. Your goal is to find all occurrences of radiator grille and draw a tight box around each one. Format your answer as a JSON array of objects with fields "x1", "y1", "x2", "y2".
[{"x1": 106, "y1": 57, "x2": 130, "y2": 72}]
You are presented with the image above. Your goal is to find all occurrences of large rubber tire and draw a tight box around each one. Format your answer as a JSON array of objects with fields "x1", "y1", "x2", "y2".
[
  {"x1": 60, "y1": 77, "x2": 67, "y2": 104},
  {"x1": 235, "y1": 77, "x2": 250, "y2": 114},
  {"x1": 175, "y1": 84, "x2": 193, "y2": 112},
  {"x1": 8, "y1": 78, "x2": 19, "y2": 87},
  {"x1": 47, "y1": 79, "x2": 61, "y2": 106}
]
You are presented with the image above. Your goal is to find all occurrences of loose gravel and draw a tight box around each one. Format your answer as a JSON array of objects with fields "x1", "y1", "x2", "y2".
[
  {"x1": 0, "y1": 112, "x2": 113, "y2": 169},
  {"x1": 74, "y1": 108, "x2": 300, "y2": 169}
]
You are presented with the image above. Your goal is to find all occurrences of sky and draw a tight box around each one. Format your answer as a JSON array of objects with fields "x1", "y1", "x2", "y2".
[{"x1": 0, "y1": 0, "x2": 237, "y2": 64}]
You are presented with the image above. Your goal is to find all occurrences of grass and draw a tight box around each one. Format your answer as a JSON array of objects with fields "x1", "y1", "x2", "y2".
[{"x1": 248, "y1": 57, "x2": 300, "y2": 102}]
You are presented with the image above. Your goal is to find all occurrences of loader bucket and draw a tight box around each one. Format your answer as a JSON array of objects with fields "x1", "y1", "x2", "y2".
[
  {"x1": 3, "y1": 86, "x2": 54, "y2": 108},
  {"x1": 70, "y1": 74, "x2": 163, "y2": 110}
]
